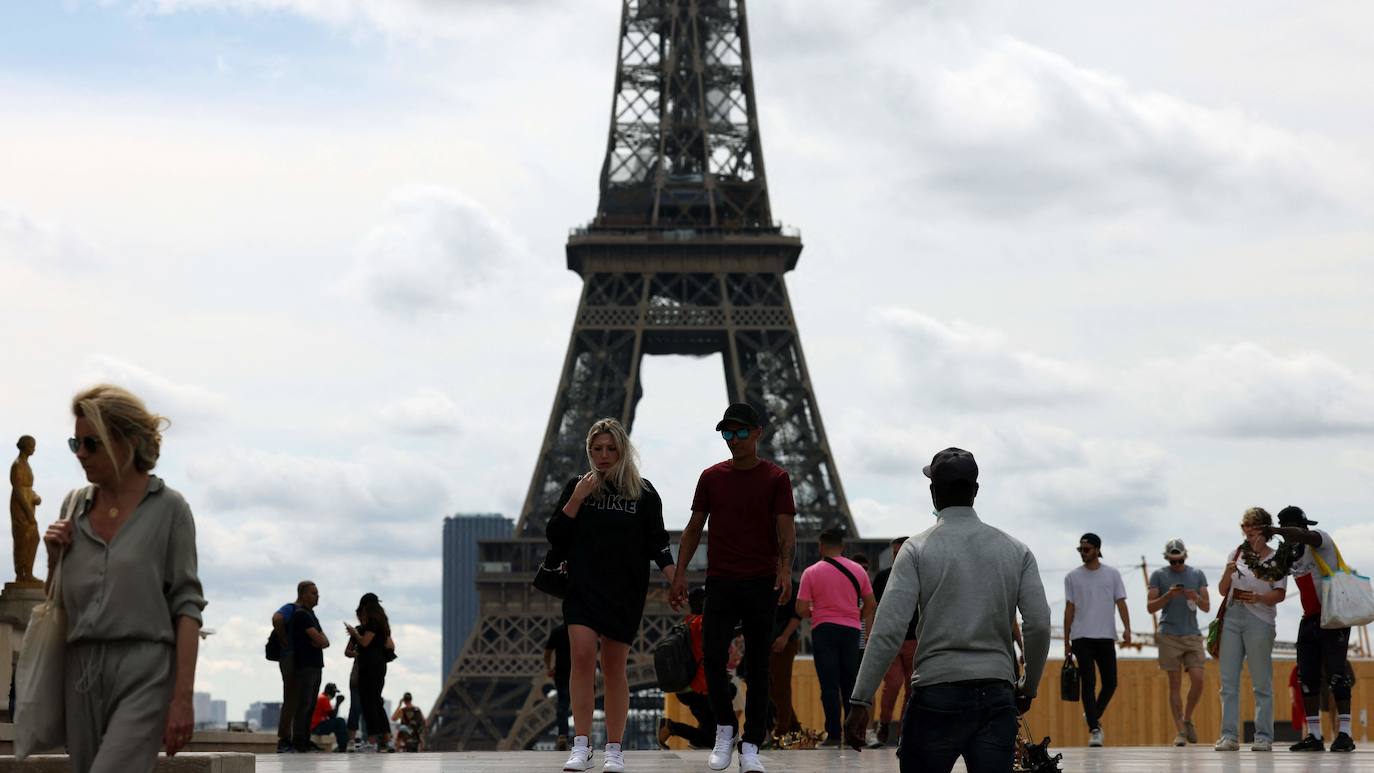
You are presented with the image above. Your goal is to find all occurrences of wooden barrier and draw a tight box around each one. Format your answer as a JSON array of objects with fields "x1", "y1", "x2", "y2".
[{"x1": 666, "y1": 656, "x2": 1374, "y2": 748}]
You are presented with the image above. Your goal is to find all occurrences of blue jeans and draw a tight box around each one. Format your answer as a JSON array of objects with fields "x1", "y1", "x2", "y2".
[
  {"x1": 1218, "y1": 604, "x2": 1275, "y2": 741},
  {"x1": 898, "y1": 681, "x2": 1017, "y2": 773},
  {"x1": 811, "y1": 623, "x2": 860, "y2": 739}
]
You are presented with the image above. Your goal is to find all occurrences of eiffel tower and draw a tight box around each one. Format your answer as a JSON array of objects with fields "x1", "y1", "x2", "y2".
[{"x1": 428, "y1": 0, "x2": 855, "y2": 750}]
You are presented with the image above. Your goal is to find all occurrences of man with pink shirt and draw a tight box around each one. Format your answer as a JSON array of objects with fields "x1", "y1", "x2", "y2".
[{"x1": 798, "y1": 528, "x2": 877, "y2": 746}]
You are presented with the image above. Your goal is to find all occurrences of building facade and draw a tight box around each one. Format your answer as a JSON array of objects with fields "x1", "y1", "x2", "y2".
[{"x1": 441, "y1": 513, "x2": 514, "y2": 684}]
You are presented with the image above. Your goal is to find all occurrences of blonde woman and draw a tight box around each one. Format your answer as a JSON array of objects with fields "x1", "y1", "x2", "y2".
[
  {"x1": 41, "y1": 384, "x2": 206, "y2": 773},
  {"x1": 1215, "y1": 507, "x2": 1288, "y2": 752},
  {"x1": 547, "y1": 418, "x2": 675, "y2": 773}
]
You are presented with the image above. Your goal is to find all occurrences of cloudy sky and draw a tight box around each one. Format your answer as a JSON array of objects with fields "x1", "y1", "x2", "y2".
[{"x1": 3, "y1": 0, "x2": 1373, "y2": 722}]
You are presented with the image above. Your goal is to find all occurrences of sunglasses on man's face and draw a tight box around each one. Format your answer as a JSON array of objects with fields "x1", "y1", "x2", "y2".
[
  {"x1": 721, "y1": 429, "x2": 752, "y2": 441},
  {"x1": 1076, "y1": 546, "x2": 1095, "y2": 554},
  {"x1": 68, "y1": 436, "x2": 102, "y2": 454}
]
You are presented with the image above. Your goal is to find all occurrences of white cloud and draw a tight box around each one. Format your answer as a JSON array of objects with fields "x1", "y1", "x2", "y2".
[
  {"x1": 79, "y1": 355, "x2": 229, "y2": 427},
  {"x1": 187, "y1": 445, "x2": 455, "y2": 530},
  {"x1": 874, "y1": 308, "x2": 1097, "y2": 411},
  {"x1": 0, "y1": 205, "x2": 92, "y2": 267},
  {"x1": 338, "y1": 185, "x2": 523, "y2": 317},
  {"x1": 1141, "y1": 342, "x2": 1374, "y2": 438},
  {"x1": 378, "y1": 388, "x2": 464, "y2": 436}
]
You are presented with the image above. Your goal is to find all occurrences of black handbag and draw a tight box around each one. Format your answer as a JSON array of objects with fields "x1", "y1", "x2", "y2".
[
  {"x1": 1060, "y1": 654, "x2": 1080, "y2": 702},
  {"x1": 532, "y1": 550, "x2": 570, "y2": 599}
]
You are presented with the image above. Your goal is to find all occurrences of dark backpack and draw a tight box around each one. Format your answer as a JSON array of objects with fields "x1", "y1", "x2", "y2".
[
  {"x1": 652, "y1": 621, "x2": 697, "y2": 694},
  {"x1": 265, "y1": 630, "x2": 282, "y2": 662}
]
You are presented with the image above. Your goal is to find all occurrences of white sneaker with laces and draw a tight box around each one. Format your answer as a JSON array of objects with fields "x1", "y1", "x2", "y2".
[
  {"x1": 563, "y1": 736, "x2": 593, "y2": 772},
  {"x1": 738, "y1": 741, "x2": 765, "y2": 773},
  {"x1": 708, "y1": 726, "x2": 736, "y2": 771},
  {"x1": 1213, "y1": 737, "x2": 1239, "y2": 752},
  {"x1": 1251, "y1": 737, "x2": 1273, "y2": 752},
  {"x1": 602, "y1": 743, "x2": 625, "y2": 773},
  {"x1": 1089, "y1": 728, "x2": 1104, "y2": 747}
]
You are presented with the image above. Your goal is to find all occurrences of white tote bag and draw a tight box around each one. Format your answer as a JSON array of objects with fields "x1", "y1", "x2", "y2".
[
  {"x1": 1314, "y1": 547, "x2": 1374, "y2": 629},
  {"x1": 13, "y1": 488, "x2": 86, "y2": 760}
]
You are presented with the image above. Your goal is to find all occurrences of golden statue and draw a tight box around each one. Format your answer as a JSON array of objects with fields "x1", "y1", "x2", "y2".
[{"x1": 9, "y1": 435, "x2": 41, "y2": 584}]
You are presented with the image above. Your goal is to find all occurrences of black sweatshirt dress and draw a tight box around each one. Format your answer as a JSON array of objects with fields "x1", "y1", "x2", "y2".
[{"x1": 546, "y1": 477, "x2": 674, "y2": 644}]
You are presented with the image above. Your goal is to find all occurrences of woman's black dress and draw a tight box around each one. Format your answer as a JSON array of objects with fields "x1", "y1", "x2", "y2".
[
  {"x1": 547, "y1": 477, "x2": 673, "y2": 644},
  {"x1": 356, "y1": 622, "x2": 390, "y2": 735}
]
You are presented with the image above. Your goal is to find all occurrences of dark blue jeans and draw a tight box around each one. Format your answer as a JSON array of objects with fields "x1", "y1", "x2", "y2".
[
  {"x1": 898, "y1": 681, "x2": 1018, "y2": 773},
  {"x1": 811, "y1": 623, "x2": 860, "y2": 739}
]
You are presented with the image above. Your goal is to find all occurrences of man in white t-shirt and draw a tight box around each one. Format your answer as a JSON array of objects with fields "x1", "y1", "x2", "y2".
[
  {"x1": 1063, "y1": 533, "x2": 1131, "y2": 748},
  {"x1": 1264, "y1": 506, "x2": 1356, "y2": 753}
]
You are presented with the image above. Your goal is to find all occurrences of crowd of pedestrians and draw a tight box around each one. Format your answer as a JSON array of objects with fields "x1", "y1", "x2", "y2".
[{"x1": 530, "y1": 402, "x2": 1365, "y2": 773}]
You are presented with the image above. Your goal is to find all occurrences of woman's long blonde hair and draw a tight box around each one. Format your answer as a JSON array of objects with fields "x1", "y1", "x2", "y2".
[
  {"x1": 72, "y1": 384, "x2": 169, "y2": 479},
  {"x1": 585, "y1": 418, "x2": 643, "y2": 500}
]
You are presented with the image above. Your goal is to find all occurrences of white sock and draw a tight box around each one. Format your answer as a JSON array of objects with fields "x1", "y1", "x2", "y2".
[
  {"x1": 605, "y1": 742, "x2": 621, "y2": 752},
  {"x1": 1306, "y1": 717, "x2": 1321, "y2": 739},
  {"x1": 573, "y1": 735, "x2": 589, "y2": 748},
  {"x1": 1339, "y1": 714, "x2": 1351, "y2": 735}
]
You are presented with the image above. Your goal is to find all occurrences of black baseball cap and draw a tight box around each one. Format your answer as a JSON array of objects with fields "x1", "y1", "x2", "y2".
[
  {"x1": 922, "y1": 447, "x2": 978, "y2": 485},
  {"x1": 1277, "y1": 506, "x2": 1317, "y2": 527},
  {"x1": 359, "y1": 592, "x2": 381, "y2": 606},
  {"x1": 1080, "y1": 532, "x2": 1103, "y2": 557},
  {"x1": 715, "y1": 402, "x2": 762, "y2": 431},
  {"x1": 324, "y1": 682, "x2": 338, "y2": 696}
]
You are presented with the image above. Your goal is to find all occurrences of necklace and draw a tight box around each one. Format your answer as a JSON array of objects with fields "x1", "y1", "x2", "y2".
[{"x1": 1239, "y1": 539, "x2": 1300, "y2": 582}]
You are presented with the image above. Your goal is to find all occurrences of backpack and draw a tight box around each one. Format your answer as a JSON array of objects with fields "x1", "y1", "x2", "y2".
[
  {"x1": 652, "y1": 621, "x2": 697, "y2": 694},
  {"x1": 265, "y1": 630, "x2": 281, "y2": 662}
]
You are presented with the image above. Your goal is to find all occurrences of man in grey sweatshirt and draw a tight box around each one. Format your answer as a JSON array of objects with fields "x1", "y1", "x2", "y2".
[{"x1": 846, "y1": 448, "x2": 1051, "y2": 773}]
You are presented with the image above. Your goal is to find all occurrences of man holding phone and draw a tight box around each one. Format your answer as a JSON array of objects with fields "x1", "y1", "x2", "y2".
[{"x1": 1146, "y1": 539, "x2": 1209, "y2": 746}]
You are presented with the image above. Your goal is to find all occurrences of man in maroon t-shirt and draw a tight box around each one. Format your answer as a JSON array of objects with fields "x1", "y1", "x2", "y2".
[{"x1": 670, "y1": 403, "x2": 797, "y2": 773}]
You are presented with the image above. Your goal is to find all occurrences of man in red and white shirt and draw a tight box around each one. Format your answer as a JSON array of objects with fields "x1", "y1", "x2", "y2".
[
  {"x1": 798, "y1": 528, "x2": 876, "y2": 746},
  {"x1": 1264, "y1": 505, "x2": 1356, "y2": 753}
]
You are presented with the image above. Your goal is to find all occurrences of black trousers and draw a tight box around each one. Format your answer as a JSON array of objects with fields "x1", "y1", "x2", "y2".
[
  {"x1": 555, "y1": 672, "x2": 571, "y2": 737},
  {"x1": 359, "y1": 662, "x2": 389, "y2": 737},
  {"x1": 292, "y1": 667, "x2": 322, "y2": 748},
  {"x1": 668, "y1": 691, "x2": 717, "y2": 748},
  {"x1": 1296, "y1": 614, "x2": 1352, "y2": 700},
  {"x1": 811, "y1": 623, "x2": 860, "y2": 739},
  {"x1": 704, "y1": 575, "x2": 776, "y2": 746},
  {"x1": 1070, "y1": 638, "x2": 1116, "y2": 731}
]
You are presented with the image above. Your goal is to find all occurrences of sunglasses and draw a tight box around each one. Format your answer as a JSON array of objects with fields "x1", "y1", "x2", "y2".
[
  {"x1": 721, "y1": 429, "x2": 752, "y2": 441},
  {"x1": 1076, "y1": 547, "x2": 1095, "y2": 554},
  {"x1": 68, "y1": 436, "x2": 103, "y2": 454}
]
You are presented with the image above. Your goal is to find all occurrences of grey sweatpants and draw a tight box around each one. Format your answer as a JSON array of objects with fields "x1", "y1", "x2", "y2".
[{"x1": 65, "y1": 640, "x2": 174, "y2": 773}]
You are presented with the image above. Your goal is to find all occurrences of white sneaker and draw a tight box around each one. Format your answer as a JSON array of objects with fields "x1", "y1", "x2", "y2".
[
  {"x1": 708, "y1": 725, "x2": 736, "y2": 771},
  {"x1": 1251, "y1": 737, "x2": 1272, "y2": 752},
  {"x1": 738, "y1": 741, "x2": 765, "y2": 773},
  {"x1": 563, "y1": 736, "x2": 593, "y2": 772},
  {"x1": 1089, "y1": 728, "x2": 1104, "y2": 747},
  {"x1": 1214, "y1": 737, "x2": 1239, "y2": 752},
  {"x1": 602, "y1": 743, "x2": 625, "y2": 773}
]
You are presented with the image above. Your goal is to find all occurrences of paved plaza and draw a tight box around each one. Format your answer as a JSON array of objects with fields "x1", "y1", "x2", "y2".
[{"x1": 254, "y1": 746, "x2": 1370, "y2": 773}]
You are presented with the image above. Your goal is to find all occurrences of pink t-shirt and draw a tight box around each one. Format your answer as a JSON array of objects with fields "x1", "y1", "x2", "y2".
[{"x1": 798, "y1": 556, "x2": 873, "y2": 630}]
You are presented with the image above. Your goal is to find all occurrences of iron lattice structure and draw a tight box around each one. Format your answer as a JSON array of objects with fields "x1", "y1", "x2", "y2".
[{"x1": 430, "y1": 0, "x2": 853, "y2": 750}]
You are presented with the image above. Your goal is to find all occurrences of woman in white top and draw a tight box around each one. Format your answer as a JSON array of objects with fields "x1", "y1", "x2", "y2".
[{"x1": 1215, "y1": 507, "x2": 1288, "y2": 751}]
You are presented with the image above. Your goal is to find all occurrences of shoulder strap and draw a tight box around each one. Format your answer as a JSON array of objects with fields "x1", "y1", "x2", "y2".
[
  {"x1": 822, "y1": 557, "x2": 862, "y2": 603},
  {"x1": 1312, "y1": 549, "x2": 1336, "y2": 578}
]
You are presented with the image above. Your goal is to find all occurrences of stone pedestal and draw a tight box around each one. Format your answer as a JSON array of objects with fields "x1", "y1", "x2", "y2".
[{"x1": 0, "y1": 584, "x2": 47, "y2": 723}]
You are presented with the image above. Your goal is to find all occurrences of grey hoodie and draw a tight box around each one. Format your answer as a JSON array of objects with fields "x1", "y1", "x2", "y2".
[{"x1": 851, "y1": 506, "x2": 1051, "y2": 703}]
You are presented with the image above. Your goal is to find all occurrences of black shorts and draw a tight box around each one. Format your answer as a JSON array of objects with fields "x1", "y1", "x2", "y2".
[{"x1": 1296, "y1": 614, "x2": 1351, "y2": 696}]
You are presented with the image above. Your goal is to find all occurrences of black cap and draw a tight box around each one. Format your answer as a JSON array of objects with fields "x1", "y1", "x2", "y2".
[
  {"x1": 324, "y1": 682, "x2": 338, "y2": 696},
  {"x1": 1080, "y1": 532, "x2": 1103, "y2": 557},
  {"x1": 922, "y1": 447, "x2": 979, "y2": 485},
  {"x1": 1277, "y1": 506, "x2": 1317, "y2": 527},
  {"x1": 359, "y1": 592, "x2": 381, "y2": 606},
  {"x1": 715, "y1": 402, "x2": 762, "y2": 431}
]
